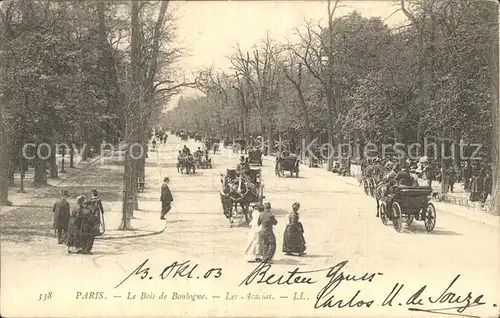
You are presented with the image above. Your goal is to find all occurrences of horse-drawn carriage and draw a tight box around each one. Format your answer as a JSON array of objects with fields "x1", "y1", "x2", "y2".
[
  {"x1": 194, "y1": 152, "x2": 212, "y2": 169},
  {"x1": 194, "y1": 133, "x2": 203, "y2": 142},
  {"x1": 276, "y1": 155, "x2": 300, "y2": 177},
  {"x1": 177, "y1": 154, "x2": 196, "y2": 174},
  {"x1": 205, "y1": 138, "x2": 220, "y2": 153},
  {"x1": 248, "y1": 148, "x2": 263, "y2": 166},
  {"x1": 232, "y1": 139, "x2": 247, "y2": 154},
  {"x1": 220, "y1": 168, "x2": 264, "y2": 227},
  {"x1": 331, "y1": 159, "x2": 349, "y2": 176},
  {"x1": 377, "y1": 185, "x2": 436, "y2": 233}
]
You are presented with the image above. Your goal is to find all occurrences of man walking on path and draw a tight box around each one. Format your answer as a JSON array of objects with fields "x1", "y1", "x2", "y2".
[
  {"x1": 52, "y1": 190, "x2": 70, "y2": 244},
  {"x1": 161, "y1": 177, "x2": 173, "y2": 220}
]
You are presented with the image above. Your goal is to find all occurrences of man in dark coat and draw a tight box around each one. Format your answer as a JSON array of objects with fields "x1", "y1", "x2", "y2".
[
  {"x1": 463, "y1": 161, "x2": 472, "y2": 191},
  {"x1": 447, "y1": 167, "x2": 456, "y2": 193},
  {"x1": 53, "y1": 190, "x2": 70, "y2": 244},
  {"x1": 161, "y1": 177, "x2": 173, "y2": 220},
  {"x1": 258, "y1": 202, "x2": 278, "y2": 263},
  {"x1": 482, "y1": 170, "x2": 492, "y2": 203},
  {"x1": 396, "y1": 164, "x2": 414, "y2": 187}
]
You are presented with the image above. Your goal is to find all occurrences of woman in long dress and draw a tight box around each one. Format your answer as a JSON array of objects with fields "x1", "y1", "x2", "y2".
[
  {"x1": 282, "y1": 202, "x2": 306, "y2": 256},
  {"x1": 245, "y1": 205, "x2": 263, "y2": 262},
  {"x1": 67, "y1": 195, "x2": 85, "y2": 253}
]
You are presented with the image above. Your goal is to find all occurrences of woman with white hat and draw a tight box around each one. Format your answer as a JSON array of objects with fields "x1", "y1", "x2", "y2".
[{"x1": 245, "y1": 204, "x2": 263, "y2": 262}]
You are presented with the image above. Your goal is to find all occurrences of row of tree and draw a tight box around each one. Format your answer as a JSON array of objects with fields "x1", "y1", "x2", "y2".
[
  {"x1": 0, "y1": 0, "x2": 192, "y2": 228},
  {"x1": 164, "y1": 0, "x2": 499, "y2": 214}
]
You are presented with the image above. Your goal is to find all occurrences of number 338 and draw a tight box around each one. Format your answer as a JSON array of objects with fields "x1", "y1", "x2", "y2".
[{"x1": 38, "y1": 292, "x2": 52, "y2": 301}]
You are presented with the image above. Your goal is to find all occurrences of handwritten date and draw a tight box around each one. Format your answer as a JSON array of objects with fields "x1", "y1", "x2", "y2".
[{"x1": 115, "y1": 259, "x2": 222, "y2": 288}]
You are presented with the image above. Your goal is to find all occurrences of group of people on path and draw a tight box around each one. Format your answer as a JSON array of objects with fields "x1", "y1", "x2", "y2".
[
  {"x1": 52, "y1": 189, "x2": 104, "y2": 255},
  {"x1": 245, "y1": 202, "x2": 306, "y2": 263}
]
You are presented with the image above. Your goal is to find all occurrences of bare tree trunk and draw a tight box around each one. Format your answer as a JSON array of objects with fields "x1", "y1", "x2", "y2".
[
  {"x1": 33, "y1": 153, "x2": 47, "y2": 187},
  {"x1": 488, "y1": 6, "x2": 499, "y2": 215},
  {"x1": 119, "y1": 0, "x2": 141, "y2": 231},
  {"x1": 48, "y1": 144, "x2": 58, "y2": 178},
  {"x1": 69, "y1": 144, "x2": 74, "y2": 168},
  {"x1": 0, "y1": 100, "x2": 11, "y2": 205},
  {"x1": 119, "y1": 148, "x2": 133, "y2": 230}
]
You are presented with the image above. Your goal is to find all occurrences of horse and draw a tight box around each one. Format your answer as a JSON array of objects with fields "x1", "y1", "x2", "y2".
[
  {"x1": 374, "y1": 180, "x2": 388, "y2": 218},
  {"x1": 177, "y1": 155, "x2": 196, "y2": 175},
  {"x1": 220, "y1": 173, "x2": 255, "y2": 225}
]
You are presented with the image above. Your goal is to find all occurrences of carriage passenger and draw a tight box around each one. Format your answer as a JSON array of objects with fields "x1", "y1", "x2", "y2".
[
  {"x1": 396, "y1": 163, "x2": 414, "y2": 186},
  {"x1": 194, "y1": 147, "x2": 203, "y2": 158}
]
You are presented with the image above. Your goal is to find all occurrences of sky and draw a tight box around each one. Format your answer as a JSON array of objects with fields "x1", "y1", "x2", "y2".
[{"x1": 166, "y1": 0, "x2": 409, "y2": 109}]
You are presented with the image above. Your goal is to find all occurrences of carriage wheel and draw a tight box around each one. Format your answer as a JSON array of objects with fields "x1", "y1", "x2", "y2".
[
  {"x1": 424, "y1": 203, "x2": 436, "y2": 232},
  {"x1": 363, "y1": 180, "x2": 369, "y2": 195},
  {"x1": 380, "y1": 203, "x2": 388, "y2": 225},
  {"x1": 391, "y1": 202, "x2": 403, "y2": 232},
  {"x1": 406, "y1": 214, "x2": 414, "y2": 227}
]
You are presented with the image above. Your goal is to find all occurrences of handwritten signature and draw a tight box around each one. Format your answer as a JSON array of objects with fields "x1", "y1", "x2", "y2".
[
  {"x1": 241, "y1": 260, "x2": 488, "y2": 316},
  {"x1": 114, "y1": 259, "x2": 222, "y2": 289}
]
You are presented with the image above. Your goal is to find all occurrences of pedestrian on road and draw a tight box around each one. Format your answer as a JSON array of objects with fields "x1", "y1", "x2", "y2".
[
  {"x1": 80, "y1": 190, "x2": 105, "y2": 254},
  {"x1": 67, "y1": 195, "x2": 85, "y2": 253},
  {"x1": 447, "y1": 167, "x2": 456, "y2": 193},
  {"x1": 52, "y1": 189, "x2": 70, "y2": 244},
  {"x1": 161, "y1": 177, "x2": 173, "y2": 220},
  {"x1": 282, "y1": 202, "x2": 306, "y2": 256},
  {"x1": 469, "y1": 168, "x2": 481, "y2": 202},
  {"x1": 463, "y1": 161, "x2": 472, "y2": 191},
  {"x1": 258, "y1": 202, "x2": 278, "y2": 263},
  {"x1": 245, "y1": 204, "x2": 263, "y2": 262},
  {"x1": 482, "y1": 170, "x2": 492, "y2": 203}
]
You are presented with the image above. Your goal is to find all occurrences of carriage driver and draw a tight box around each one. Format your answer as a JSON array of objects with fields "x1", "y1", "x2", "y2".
[
  {"x1": 383, "y1": 162, "x2": 397, "y2": 183},
  {"x1": 195, "y1": 147, "x2": 203, "y2": 158},
  {"x1": 236, "y1": 156, "x2": 250, "y2": 176}
]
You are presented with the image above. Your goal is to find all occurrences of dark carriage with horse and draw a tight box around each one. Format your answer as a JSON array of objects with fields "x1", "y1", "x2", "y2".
[
  {"x1": 376, "y1": 184, "x2": 436, "y2": 233},
  {"x1": 248, "y1": 148, "x2": 263, "y2": 166},
  {"x1": 177, "y1": 154, "x2": 196, "y2": 174},
  {"x1": 205, "y1": 138, "x2": 220, "y2": 153},
  {"x1": 276, "y1": 155, "x2": 300, "y2": 177},
  {"x1": 220, "y1": 168, "x2": 264, "y2": 227},
  {"x1": 232, "y1": 139, "x2": 247, "y2": 154},
  {"x1": 194, "y1": 133, "x2": 203, "y2": 142},
  {"x1": 180, "y1": 133, "x2": 189, "y2": 142},
  {"x1": 194, "y1": 152, "x2": 212, "y2": 169}
]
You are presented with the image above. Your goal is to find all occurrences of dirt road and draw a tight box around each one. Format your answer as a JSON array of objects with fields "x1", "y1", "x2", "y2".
[{"x1": 1, "y1": 136, "x2": 499, "y2": 318}]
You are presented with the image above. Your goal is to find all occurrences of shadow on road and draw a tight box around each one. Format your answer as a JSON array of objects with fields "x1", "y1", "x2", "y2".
[
  {"x1": 300, "y1": 254, "x2": 332, "y2": 259},
  {"x1": 268, "y1": 208, "x2": 290, "y2": 216},
  {"x1": 271, "y1": 258, "x2": 306, "y2": 266},
  {"x1": 405, "y1": 226, "x2": 462, "y2": 236}
]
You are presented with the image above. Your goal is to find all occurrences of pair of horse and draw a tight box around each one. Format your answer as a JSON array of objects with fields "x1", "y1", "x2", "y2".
[
  {"x1": 177, "y1": 155, "x2": 196, "y2": 174},
  {"x1": 220, "y1": 173, "x2": 260, "y2": 225}
]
